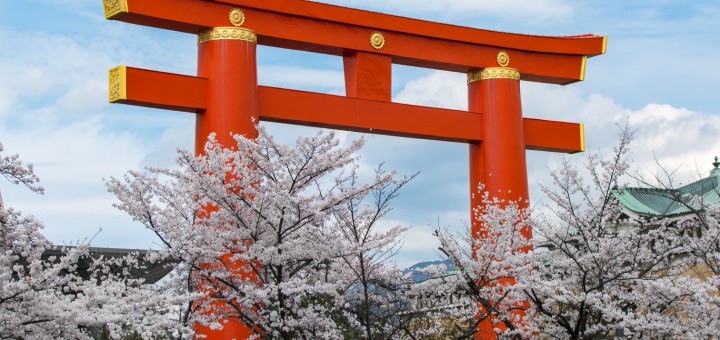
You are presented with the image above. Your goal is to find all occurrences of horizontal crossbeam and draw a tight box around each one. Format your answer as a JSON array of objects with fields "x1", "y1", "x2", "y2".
[
  {"x1": 109, "y1": 66, "x2": 584, "y2": 152},
  {"x1": 105, "y1": 0, "x2": 605, "y2": 85},
  {"x1": 108, "y1": 66, "x2": 207, "y2": 113},
  {"x1": 258, "y1": 86, "x2": 481, "y2": 143}
]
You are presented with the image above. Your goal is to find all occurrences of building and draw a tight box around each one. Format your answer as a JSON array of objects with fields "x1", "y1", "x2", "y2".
[
  {"x1": 613, "y1": 157, "x2": 719, "y2": 282},
  {"x1": 613, "y1": 157, "x2": 720, "y2": 222}
]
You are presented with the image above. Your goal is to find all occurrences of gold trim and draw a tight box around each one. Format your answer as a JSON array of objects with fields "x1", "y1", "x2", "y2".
[
  {"x1": 467, "y1": 67, "x2": 520, "y2": 83},
  {"x1": 370, "y1": 31, "x2": 385, "y2": 50},
  {"x1": 496, "y1": 51, "x2": 510, "y2": 67},
  {"x1": 579, "y1": 123, "x2": 586, "y2": 152},
  {"x1": 103, "y1": 0, "x2": 128, "y2": 19},
  {"x1": 579, "y1": 56, "x2": 587, "y2": 81},
  {"x1": 229, "y1": 8, "x2": 245, "y2": 27},
  {"x1": 198, "y1": 27, "x2": 257, "y2": 44},
  {"x1": 601, "y1": 36, "x2": 608, "y2": 54},
  {"x1": 108, "y1": 66, "x2": 127, "y2": 103}
]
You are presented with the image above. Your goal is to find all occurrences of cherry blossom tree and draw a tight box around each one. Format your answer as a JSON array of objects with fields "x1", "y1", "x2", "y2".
[
  {"x1": 0, "y1": 143, "x2": 191, "y2": 339},
  {"x1": 431, "y1": 189, "x2": 535, "y2": 340},
  {"x1": 528, "y1": 126, "x2": 717, "y2": 339},
  {"x1": 679, "y1": 201, "x2": 720, "y2": 332},
  {"x1": 432, "y1": 126, "x2": 719, "y2": 339},
  {"x1": 331, "y1": 166, "x2": 421, "y2": 339},
  {"x1": 107, "y1": 128, "x2": 416, "y2": 339},
  {"x1": 622, "y1": 150, "x2": 720, "y2": 335}
]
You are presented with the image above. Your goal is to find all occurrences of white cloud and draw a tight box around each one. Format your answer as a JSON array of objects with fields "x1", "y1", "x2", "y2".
[
  {"x1": 56, "y1": 78, "x2": 107, "y2": 113},
  {"x1": 0, "y1": 31, "x2": 109, "y2": 93},
  {"x1": 394, "y1": 71, "x2": 467, "y2": 110},
  {"x1": 0, "y1": 119, "x2": 145, "y2": 186},
  {"x1": 313, "y1": 0, "x2": 573, "y2": 21},
  {"x1": 0, "y1": 117, "x2": 154, "y2": 246},
  {"x1": 140, "y1": 123, "x2": 195, "y2": 169},
  {"x1": 258, "y1": 66, "x2": 344, "y2": 91},
  {"x1": 0, "y1": 86, "x2": 16, "y2": 117}
]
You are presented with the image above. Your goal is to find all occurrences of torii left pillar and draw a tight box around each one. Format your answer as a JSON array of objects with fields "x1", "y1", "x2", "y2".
[
  {"x1": 196, "y1": 27, "x2": 259, "y2": 151},
  {"x1": 194, "y1": 26, "x2": 259, "y2": 339}
]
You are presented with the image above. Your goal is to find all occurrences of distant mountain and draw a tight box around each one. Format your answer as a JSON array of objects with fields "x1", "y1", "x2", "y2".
[{"x1": 404, "y1": 259, "x2": 454, "y2": 283}]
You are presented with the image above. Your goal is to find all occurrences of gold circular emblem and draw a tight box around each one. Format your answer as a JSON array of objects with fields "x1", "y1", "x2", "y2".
[
  {"x1": 229, "y1": 8, "x2": 245, "y2": 27},
  {"x1": 370, "y1": 31, "x2": 385, "y2": 50},
  {"x1": 496, "y1": 51, "x2": 510, "y2": 67}
]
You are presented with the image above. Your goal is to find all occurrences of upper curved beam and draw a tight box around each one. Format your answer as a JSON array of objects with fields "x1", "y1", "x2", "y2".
[
  {"x1": 220, "y1": 0, "x2": 606, "y2": 57},
  {"x1": 105, "y1": 0, "x2": 606, "y2": 84}
]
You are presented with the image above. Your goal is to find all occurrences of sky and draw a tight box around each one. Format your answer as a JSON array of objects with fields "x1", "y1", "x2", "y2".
[{"x1": 0, "y1": 0, "x2": 719, "y2": 267}]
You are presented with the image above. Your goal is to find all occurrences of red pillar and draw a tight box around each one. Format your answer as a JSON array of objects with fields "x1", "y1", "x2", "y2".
[
  {"x1": 196, "y1": 27, "x2": 259, "y2": 153},
  {"x1": 194, "y1": 26, "x2": 258, "y2": 339},
  {"x1": 468, "y1": 66, "x2": 528, "y2": 207},
  {"x1": 467, "y1": 58, "x2": 530, "y2": 339}
]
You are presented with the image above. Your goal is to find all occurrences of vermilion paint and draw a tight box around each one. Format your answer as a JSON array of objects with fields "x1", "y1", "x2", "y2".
[
  {"x1": 194, "y1": 37, "x2": 258, "y2": 339},
  {"x1": 196, "y1": 36, "x2": 259, "y2": 153}
]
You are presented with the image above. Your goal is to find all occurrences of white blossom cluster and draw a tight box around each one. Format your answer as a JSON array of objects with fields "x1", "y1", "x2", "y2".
[
  {"x1": 5, "y1": 123, "x2": 717, "y2": 339},
  {"x1": 433, "y1": 126, "x2": 720, "y2": 339},
  {"x1": 107, "y1": 128, "x2": 420, "y2": 339},
  {"x1": 0, "y1": 143, "x2": 192, "y2": 339},
  {"x1": 529, "y1": 127, "x2": 719, "y2": 339},
  {"x1": 432, "y1": 188, "x2": 535, "y2": 339}
]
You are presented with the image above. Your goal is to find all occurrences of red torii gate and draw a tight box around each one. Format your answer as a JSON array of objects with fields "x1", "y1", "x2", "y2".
[{"x1": 103, "y1": 0, "x2": 605, "y2": 338}]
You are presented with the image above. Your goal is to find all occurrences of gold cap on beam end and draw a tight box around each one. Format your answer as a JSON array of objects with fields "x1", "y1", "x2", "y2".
[
  {"x1": 198, "y1": 27, "x2": 257, "y2": 45},
  {"x1": 579, "y1": 56, "x2": 588, "y2": 81},
  {"x1": 108, "y1": 66, "x2": 127, "y2": 103},
  {"x1": 601, "y1": 36, "x2": 608, "y2": 54},
  {"x1": 103, "y1": 0, "x2": 128, "y2": 19}
]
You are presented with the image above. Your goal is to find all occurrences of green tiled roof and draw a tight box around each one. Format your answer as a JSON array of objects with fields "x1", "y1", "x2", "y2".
[{"x1": 613, "y1": 170, "x2": 720, "y2": 217}]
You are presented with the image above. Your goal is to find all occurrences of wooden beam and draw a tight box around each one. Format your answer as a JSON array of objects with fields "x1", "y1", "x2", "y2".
[
  {"x1": 524, "y1": 119, "x2": 584, "y2": 153},
  {"x1": 104, "y1": 0, "x2": 605, "y2": 85},
  {"x1": 108, "y1": 66, "x2": 207, "y2": 113},
  {"x1": 257, "y1": 86, "x2": 483, "y2": 143},
  {"x1": 108, "y1": 67, "x2": 584, "y2": 152}
]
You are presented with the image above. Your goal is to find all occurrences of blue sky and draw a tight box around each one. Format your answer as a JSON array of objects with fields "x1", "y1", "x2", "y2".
[{"x1": 1, "y1": 0, "x2": 719, "y2": 267}]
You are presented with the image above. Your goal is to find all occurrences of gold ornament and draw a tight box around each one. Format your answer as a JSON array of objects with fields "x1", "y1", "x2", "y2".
[
  {"x1": 103, "y1": 0, "x2": 128, "y2": 19},
  {"x1": 496, "y1": 51, "x2": 510, "y2": 67},
  {"x1": 370, "y1": 31, "x2": 385, "y2": 50},
  {"x1": 108, "y1": 66, "x2": 127, "y2": 103},
  {"x1": 198, "y1": 27, "x2": 257, "y2": 44},
  {"x1": 229, "y1": 8, "x2": 245, "y2": 27},
  {"x1": 466, "y1": 67, "x2": 520, "y2": 83}
]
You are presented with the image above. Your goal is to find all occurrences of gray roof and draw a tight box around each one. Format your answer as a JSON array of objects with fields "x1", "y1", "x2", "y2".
[{"x1": 42, "y1": 246, "x2": 177, "y2": 284}]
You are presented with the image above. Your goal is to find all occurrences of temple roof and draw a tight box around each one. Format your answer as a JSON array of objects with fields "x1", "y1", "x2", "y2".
[
  {"x1": 41, "y1": 246, "x2": 177, "y2": 284},
  {"x1": 613, "y1": 158, "x2": 720, "y2": 217}
]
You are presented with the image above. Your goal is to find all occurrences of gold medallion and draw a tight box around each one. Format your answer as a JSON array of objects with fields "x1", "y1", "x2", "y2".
[
  {"x1": 229, "y1": 8, "x2": 245, "y2": 27},
  {"x1": 370, "y1": 32, "x2": 385, "y2": 50},
  {"x1": 496, "y1": 51, "x2": 510, "y2": 67}
]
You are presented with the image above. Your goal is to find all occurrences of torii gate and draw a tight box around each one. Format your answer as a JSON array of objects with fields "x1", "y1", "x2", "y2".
[{"x1": 103, "y1": 0, "x2": 605, "y2": 338}]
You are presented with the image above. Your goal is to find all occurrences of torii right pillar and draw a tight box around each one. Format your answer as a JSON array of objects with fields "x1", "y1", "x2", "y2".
[{"x1": 468, "y1": 53, "x2": 530, "y2": 339}]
